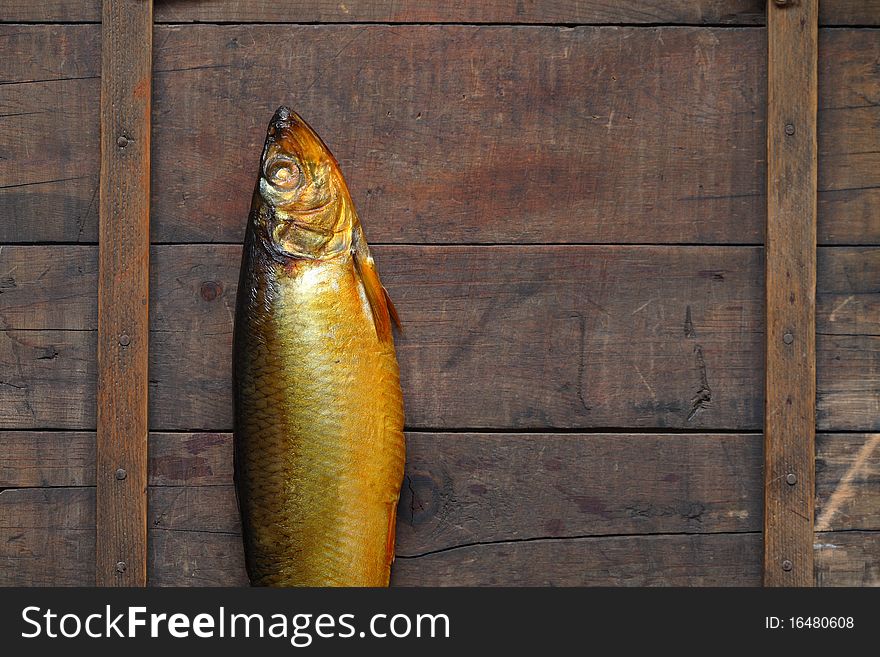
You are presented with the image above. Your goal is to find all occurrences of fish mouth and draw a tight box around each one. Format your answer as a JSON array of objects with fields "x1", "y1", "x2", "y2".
[{"x1": 271, "y1": 105, "x2": 294, "y2": 127}]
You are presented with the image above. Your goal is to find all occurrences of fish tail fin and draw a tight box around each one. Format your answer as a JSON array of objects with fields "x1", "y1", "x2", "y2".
[{"x1": 352, "y1": 225, "x2": 401, "y2": 342}]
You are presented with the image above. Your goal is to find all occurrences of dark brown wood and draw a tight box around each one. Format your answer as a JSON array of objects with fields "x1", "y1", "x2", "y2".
[
  {"x1": 152, "y1": 0, "x2": 768, "y2": 24},
  {"x1": 95, "y1": 0, "x2": 152, "y2": 586},
  {"x1": 149, "y1": 25, "x2": 767, "y2": 245},
  {"x1": 764, "y1": 0, "x2": 818, "y2": 588},
  {"x1": 1, "y1": 431, "x2": 876, "y2": 586},
  {"x1": 0, "y1": 432, "x2": 95, "y2": 487},
  {"x1": 5, "y1": 1, "x2": 879, "y2": 26},
  {"x1": 0, "y1": 246, "x2": 98, "y2": 330},
  {"x1": 814, "y1": 532, "x2": 880, "y2": 587},
  {"x1": 3, "y1": 26, "x2": 879, "y2": 245},
  {"x1": 816, "y1": 434, "x2": 880, "y2": 533},
  {"x1": 5, "y1": 432, "x2": 870, "y2": 530},
  {"x1": 148, "y1": 245, "x2": 765, "y2": 430},
  {"x1": 0, "y1": 329, "x2": 96, "y2": 429},
  {"x1": 147, "y1": 433, "x2": 764, "y2": 547},
  {"x1": 1, "y1": 245, "x2": 877, "y2": 431},
  {"x1": 0, "y1": 487, "x2": 95, "y2": 586}
]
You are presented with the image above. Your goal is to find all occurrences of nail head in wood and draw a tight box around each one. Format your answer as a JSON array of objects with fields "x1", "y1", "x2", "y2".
[
  {"x1": 782, "y1": 331, "x2": 794, "y2": 344},
  {"x1": 773, "y1": 0, "x2": 791, "y2": 6},
  {"x1": 116, "y1": 135, "x2": 130, "y2": 148},
  {"x1": 118, "y1": 334, "x2": 131, "y2": 347},
  {"x1": 784, "y1": 123, "x2": 795, "y2": 136},
  {"x1": 781, "y1": 560, "x2": 793, "y2": 571},
  {"x1": 116, "y1": 561, "x2": 127, "y2": 573},
  {"x1": 785, "y1": 473, "x2": 797, "y2": 485},
  {"x1": 115, "y1": 468, "x2": 127, "y2": 481}
]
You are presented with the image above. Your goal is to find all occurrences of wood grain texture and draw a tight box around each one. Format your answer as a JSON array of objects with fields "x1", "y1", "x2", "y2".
[
  {"x1": 0, "y1": 329, "x2": 96, "y2": 429},
  {"x1": 146, "y1": 433, "x2": 764, "y2": 549},
  {"x1": 1, "y1": 25, "x2": 878, "y2": 246},
  {"x1": 0, "y1": 431, "x2": 95, "y2": 487},
  {"x1": 3, "y1": 1, "x2": 878, "y2": 25},
  {"x1": 95, "y1": 0, "x2": 152, "y2": 587},
  {"x1": 764, "y1": 0, "x2": 818, "y2": 587},
  {"x1": 1, "y1": 431, "x2": 876, "y2": 586},
  {"x1": 148, "y1": 245, "x2": 764, "y2": 431},
  {"x1": 0, "y1": 487, "x2": 95, "y2": 586},
  {"x1": 5, "y1": 432, "x2": 872, "y2": 529},
  {"x1": 1, "y1": 245, "x2": 877, "y2": 432},
  {"x1": 816, "y1": 434, "x2": 880, "y2": 534},
  {"x1": 814, "y1": 532, "x2": 880, "y2": 587}
]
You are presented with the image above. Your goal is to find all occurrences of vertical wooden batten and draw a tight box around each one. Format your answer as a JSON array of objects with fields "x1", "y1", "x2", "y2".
[
  {"x1": 764, "y1": 0, "x2": 818, "y2": 587},
  {"x1": 96, "y1": 0, "x2": 153, "y2": 586}
]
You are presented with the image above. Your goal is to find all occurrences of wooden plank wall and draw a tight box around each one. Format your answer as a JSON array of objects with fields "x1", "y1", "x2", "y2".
[{"x1": 0, "y1": 1, "x2": 877, "y2": 586}]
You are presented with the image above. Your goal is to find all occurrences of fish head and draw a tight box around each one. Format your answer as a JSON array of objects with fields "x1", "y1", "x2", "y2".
[{"x1": 253, "y1": 106, "x2": 355, "y2": 259}]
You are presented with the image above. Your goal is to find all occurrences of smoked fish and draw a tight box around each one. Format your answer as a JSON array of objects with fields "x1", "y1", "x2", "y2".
[{"x1": 233, "y1": 107, "x2": 405, "y2": 586}]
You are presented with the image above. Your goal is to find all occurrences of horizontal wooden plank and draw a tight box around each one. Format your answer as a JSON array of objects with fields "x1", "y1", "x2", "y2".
[
  {"x1": 816, "y1": 434, "x2": 880, "y2": 533},
  {"x1": 815, "y1": 531, "x2": 880, "y2": 586},
  {"x1": 146, "y1": 433, "x2": 764, "y2": 551},
  {"x1": 0, "y1": 329, "x2": 96, "y2": 429},
  {"x1": 2, "y1": 245, "x2": 876, "y2": 431},
  {"x1": 1, "y1": 25, "x2": 878, "y2": 245},
  {"x1": 2, "y1": 429, "x2": 874, "y2": 513},
  {"x1": 817, "y1": 248, "x2": 880, "y2": 336},
  {"x1": 0, "y1": 487, "x2": 94, "y2": 586},
  {"x1": 150, "y1": 245, "x2": 764, "y2": 430},
  {"x1": 149, "y1": 528, "x2": 876, "y2": 586},
  {"x1": 3, "y1": 1, "x2": 878, "y2": 26},
  {"x1": 0, "y1": 246, "x2": 97, "y2": 331},
  {"x1": 161, "y1": 1, "x2": 769, "y2": 25},
  {"x1": 817, "y1": 335, "x2": 880, "y2": 432},
  {"x1": 0, "y1": 431, "x2": 95, "y2": 487},
  {"x1": 149, "y1": 530, "x2": 764, "y2": 587},
  {"x1": 149, "y1": 25, "x2": 766, "y2": 245},
  {"x1": 2, "y1": 431, "x2": 876, "y2": 585}
]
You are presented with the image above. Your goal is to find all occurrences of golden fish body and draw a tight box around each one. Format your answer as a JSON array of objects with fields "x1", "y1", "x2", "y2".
[{"x1": 233, "y1": 107, "x2": 404, "y2": 586}]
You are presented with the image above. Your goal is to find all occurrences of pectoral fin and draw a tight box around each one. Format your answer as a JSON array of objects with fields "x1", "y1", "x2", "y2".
[{"x1": 352, "y1": 226, "x2": 401, "y2": 342}]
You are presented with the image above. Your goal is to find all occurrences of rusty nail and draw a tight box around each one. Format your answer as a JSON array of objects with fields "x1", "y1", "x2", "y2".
[
  {"x1": 116, "y1": 135, "x2": 129, "y2": 148},
  {"x1": 782, "y1": 559, "x2": 793, "y2": 571},
  {"x1": 784, "y1": 123, "x2": 795, "y2": 136},
  {"x1": 115, "y1": 468, "x2": 127, "y2": 481},
  {"x1": 116, "y1": 561, "x2": 127, "y2": 573},
  {"x1": 783, "y1": 332, "x2": 794, "y2": 345},
  {"x1": 119, "y1": 334, "x2": 131, "y2": 347},
  {"x1": 785, "y1": 473, "x2": 797, "y2": 485}
]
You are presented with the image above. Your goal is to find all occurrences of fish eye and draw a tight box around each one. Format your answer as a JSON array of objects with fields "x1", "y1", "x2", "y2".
[{"x1": 264, "y1": 158, "x2": 300, "y2": 189}]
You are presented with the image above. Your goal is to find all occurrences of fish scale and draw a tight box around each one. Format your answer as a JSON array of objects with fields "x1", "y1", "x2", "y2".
[{"x1": 233, "y1": 108, "x2": 405, "y2": 587}]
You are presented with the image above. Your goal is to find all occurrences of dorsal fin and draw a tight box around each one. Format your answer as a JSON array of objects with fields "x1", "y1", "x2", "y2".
[{"x1": 352, "y1": 225, "x2": 400, "y2": 342}]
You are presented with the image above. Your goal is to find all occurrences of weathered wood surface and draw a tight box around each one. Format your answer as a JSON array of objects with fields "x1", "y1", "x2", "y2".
[
  {"x1": 814, "y1": 532, "x2": 880, "y2": 587},
  {"x1": 2, "y1": 431, "x2": 876, "y2": 586},
  {"x1": 4, "y1": 431, "x2": 875, "y2": 532},
  {"x1": 815, "y1": 247, "x2": 880, "y2": 433},
  {"x1": 0, "y1": 329, "x2": 96, "y2": 429},
  {"x1": 0, "y1": 487, "x2": 95, "y2": 586},
  {"x1": 145, "y1": 433, "x2": 765, "y2": 550},
  {"x1": 2, "y1": 245, "x2": 877, "y2": 431},
  {"x1": 764, "y1": 0, "x2": 818, "y2": 586},
  {"x1": 94, "y1": 0, "x2": 153, "y2": 587},
  {"x1": 1, "y1": 25, "x2": 879, "y2": 245},
  {"x1": 2, "y1": 244, "x2": 763, "y2": 430},
  {"x1": 816, "y1": 434, "x2": 880, "y2": 534},
  {"x1": 2, "y1": 1, "x2": 878, "y2": 26}
]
